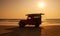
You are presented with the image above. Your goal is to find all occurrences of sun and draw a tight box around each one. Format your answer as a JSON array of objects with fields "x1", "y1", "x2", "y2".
[{"x1": 38, "y1": 2, "x2": 45, "y2": 8}]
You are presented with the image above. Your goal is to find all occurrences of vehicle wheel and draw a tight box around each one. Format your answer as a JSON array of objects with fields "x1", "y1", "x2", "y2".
[
  {"x1": 35, "y1": 23, "x2": 39, "y2": 27},
  {"x1": 19, "y1": 21, "x2": 25, "y2": 27}
]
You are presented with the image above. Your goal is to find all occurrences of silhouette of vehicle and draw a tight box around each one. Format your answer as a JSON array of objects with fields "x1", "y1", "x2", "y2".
[{"x1": 19, "y1": 13, "x2": 44, "y2": 27}]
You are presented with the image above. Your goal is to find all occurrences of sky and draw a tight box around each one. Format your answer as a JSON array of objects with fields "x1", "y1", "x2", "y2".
[{"x1": 0, "y1": 0, "x2": 60, "y2": 19}]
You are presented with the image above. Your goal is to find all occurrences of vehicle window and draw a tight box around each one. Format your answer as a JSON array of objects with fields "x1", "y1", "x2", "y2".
[
  {"x1": 28, "y1": 17, "x2": 31, "y2": 19},
  {"x1": 34, "y1": 16, "x2": 40, "y2": 18}
]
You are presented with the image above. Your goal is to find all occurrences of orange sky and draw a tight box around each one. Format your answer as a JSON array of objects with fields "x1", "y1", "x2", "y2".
[{"x1": 0, "y1": 0, "x2": 60, "y2": 19}]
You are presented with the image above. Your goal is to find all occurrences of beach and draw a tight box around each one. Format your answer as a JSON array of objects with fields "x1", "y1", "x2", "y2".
[{"x1": 0, "y1": 21, "x2": 60, "y2": 36}]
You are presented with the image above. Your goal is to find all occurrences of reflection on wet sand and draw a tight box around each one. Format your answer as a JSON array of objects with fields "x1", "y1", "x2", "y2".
[
  {"x1": 0, "y1": 25, "x2": 60, "y2": 36},
  {"x1": 0, "y1": 27, "x2": 43, "y2": 36}
]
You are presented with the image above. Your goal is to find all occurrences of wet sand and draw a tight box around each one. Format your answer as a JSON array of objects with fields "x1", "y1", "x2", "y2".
[
  {"x1": 0, "y1": 21, "x2": 60, "y2": 36},
  {"x1": 0, "y1": 25, "x2": 60, "y2": 36}
]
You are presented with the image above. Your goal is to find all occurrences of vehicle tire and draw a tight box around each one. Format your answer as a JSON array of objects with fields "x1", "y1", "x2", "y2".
[
  {"x1": 35, "y1": 23, "x2": 39, "y2": 27},
  {"x1": 19, "y1": 21, "x2": 25, "y2": 27}
]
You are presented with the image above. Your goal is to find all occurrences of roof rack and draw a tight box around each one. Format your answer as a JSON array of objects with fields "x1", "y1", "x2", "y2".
[{"x1": 26, "y1": 13, "x2": 44, "y2": 17}]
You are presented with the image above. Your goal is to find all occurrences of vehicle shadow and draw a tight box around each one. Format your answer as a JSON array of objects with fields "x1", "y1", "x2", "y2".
[{"x1": 0, "y1": 27, "x2": 43, "y2": 36}]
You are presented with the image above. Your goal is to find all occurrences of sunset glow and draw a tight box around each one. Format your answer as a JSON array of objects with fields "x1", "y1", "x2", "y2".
[
  {"x1": 0, "y1": 0, "x2": 60, "y2": 19},
  {"x1": 38, "y1": 2, "x2": 45, "y2": 8}
]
